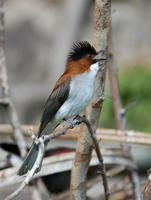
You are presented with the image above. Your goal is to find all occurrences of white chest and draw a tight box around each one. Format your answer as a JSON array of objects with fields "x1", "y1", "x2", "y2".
[{"x1": 55, "y1": 63, "x2": 98, "y2": 120}]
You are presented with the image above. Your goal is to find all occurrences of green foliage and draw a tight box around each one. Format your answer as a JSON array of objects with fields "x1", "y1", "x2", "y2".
[{"x1": 99, "y1": 65, "x2": 151, "y2": 132}]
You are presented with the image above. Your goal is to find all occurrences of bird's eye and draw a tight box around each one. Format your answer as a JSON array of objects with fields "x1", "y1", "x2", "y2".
[{"x1": 88, "y1": 54, "x2": 92, "y2": 58}]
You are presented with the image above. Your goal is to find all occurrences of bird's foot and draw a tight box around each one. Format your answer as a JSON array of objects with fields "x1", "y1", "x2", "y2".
[{"x1": 73, "y1": 115, "x2": 86, "y2": 125}]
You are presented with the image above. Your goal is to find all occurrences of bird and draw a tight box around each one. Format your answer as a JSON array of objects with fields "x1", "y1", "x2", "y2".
[{"x1": 17, "y1": 41, "x2": 105, "y2": 175}]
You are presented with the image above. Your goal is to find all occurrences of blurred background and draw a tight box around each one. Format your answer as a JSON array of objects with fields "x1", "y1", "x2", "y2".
[
  {"x1": 0, "y1": 0, "x2": 151, "y2": 198},
  {"x1": 0, "y1": 0, "x2": 150, "y2": 167},
  {"x1": 2, "y1": 0, "x2": 151, "y2": 163},
  {"x1": 2, "y1": 0, "x2": 151, "y2": 133}
]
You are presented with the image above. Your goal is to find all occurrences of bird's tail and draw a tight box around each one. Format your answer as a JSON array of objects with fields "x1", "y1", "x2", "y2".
[{"x1": 17, "y1": 143, "x2": 42, "y2": 176}]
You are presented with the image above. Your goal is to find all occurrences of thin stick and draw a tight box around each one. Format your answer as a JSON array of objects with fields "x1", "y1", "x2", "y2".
[
  {"x1": 4, "y1": 137, "x2": 45, "y2": 200},
  {"x1": 107, "y1": 30, "x2": 141, "y2": 200},
  {"x1": 0, "y1": 0, "x2": 26, "y2": 158},
  {"x1": 80, "y1": 116, "x2": 109, "y2": 199},
  {"x1": 0, "y1": 1, "x2": 43, "y2": 199}
]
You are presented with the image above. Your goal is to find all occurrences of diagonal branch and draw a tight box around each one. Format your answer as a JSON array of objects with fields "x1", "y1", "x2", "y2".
[
  {"x1": 4, "y1": 116, "x2": 106, "y2": 200},
  {"x1": 4, "y1": 117, "x2": 87, "y2": 200}
]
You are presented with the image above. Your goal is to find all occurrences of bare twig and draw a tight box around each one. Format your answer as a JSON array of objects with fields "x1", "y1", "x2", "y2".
[
  {"x1": 124, "y1": 101, "x2": 139, "y2": 113},
  {"x1": 107, "y1": 54, "x2": 125, "y2": 130},
  {"x1": 5, "y1": 141, "x2": 44, "y2": 200},
  {"x1": 0, "y1": 0, "x2": 26, "y2": 158},
  {"x1": 107, "y1": 29, "x2": 141, "y2": 200},
  {"x1": 4, "y1": 135, "x2": 44, "y2": 200},
  {"x1": 0, "y1": 1, "x2": 43, "y2": 199},
  {"x1": 79, "y1": 115, "x2": 109, "y2": 199}
]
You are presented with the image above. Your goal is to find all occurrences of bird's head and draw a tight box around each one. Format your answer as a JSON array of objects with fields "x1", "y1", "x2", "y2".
[{"x1": 65, "y1": 41, "x2": 106, "y2": 75}]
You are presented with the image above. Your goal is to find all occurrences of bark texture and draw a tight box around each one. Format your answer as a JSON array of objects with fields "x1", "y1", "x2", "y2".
[{"x1": 70, "y1": 1, "x2": 111, "y2": 199}]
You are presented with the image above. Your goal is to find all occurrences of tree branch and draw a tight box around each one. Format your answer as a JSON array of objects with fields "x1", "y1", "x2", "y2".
[
  {"x1": 5, "y1": 115, "x2": 137, "y2": 200},
  {"x1": 0, "y1": 0, "x2": 26, "y2": 158},
  {"x1": 70, "y1": 1, "x2": 111, "y2": 199},
  {"x1": 4, "y1": 117, "x2": 98, "y2": 200},
  {"x1": 78, "y1": 115, "x2": 109, "y2": 199},
  {"x1": 107, "y1": 27, "x2": 141, "y2": 200},
  {"x1": 0, "y1": 1, "x2": 43, "y2": 199}
]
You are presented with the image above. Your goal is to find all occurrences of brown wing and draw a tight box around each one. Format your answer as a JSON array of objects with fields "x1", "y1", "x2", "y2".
[{"x1": 38, "y1": 77, "x2": 70, "y2": 135}]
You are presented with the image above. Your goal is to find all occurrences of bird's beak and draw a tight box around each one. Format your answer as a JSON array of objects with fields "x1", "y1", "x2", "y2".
[
  {"x1": 93, "y1": 58, "x2": 106, "y2": 63},
  {"x1": 96, "y1": 50, "x2": 105, "y2": 55},
  {"x1": 93, "y1": 50, "x2": 106, "y2": 63}
]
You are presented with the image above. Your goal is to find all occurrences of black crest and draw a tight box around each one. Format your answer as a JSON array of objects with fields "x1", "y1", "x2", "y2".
[{"x1": 68, "y1": 41, "x2": 96, "y2": 61}]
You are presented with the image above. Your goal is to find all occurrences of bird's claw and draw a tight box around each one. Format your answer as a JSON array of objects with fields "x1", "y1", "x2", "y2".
[{"x1": 73, "y1": 115, "x2": 85, "y2": 125}]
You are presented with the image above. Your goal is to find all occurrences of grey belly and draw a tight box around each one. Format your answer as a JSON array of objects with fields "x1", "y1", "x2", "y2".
[{"x1": 55, "y1": 87, "x2": 94, "y2": 120}]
